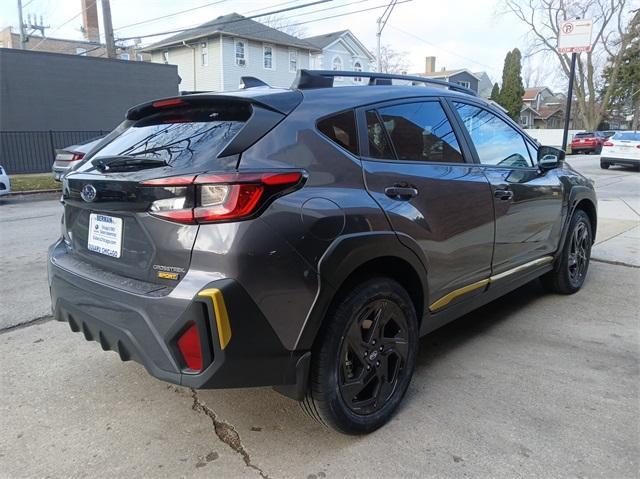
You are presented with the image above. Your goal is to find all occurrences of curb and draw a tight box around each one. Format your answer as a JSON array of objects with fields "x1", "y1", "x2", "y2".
[{"x1": 6, "y1": 188, "x2": 61, "y2": 196}]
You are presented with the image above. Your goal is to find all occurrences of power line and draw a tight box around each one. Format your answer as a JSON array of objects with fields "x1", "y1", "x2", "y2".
[
  {"x1": 130, "y1": 0, "x2": 413, "y2": 48},
  {"x1": 389, "y1": 25, "x2": 497, "y2": 72},
  {"x1": 30, "y1": 0, "x2": 98, "y2": 50},
  {"x1": 117, "y1": 0, "x2": 336, "y2": 41},
  {"x1": 115, "y1": 0, "x2": 229, "y2": 32}
]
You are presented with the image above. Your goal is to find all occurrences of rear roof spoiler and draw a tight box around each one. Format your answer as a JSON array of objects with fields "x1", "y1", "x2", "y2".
[{"x1": 126, "y1": 89, "x2": 302, "y2": 120}]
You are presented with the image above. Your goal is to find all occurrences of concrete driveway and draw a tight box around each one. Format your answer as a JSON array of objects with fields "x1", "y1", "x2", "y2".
[{"x1": 1, "y1": 156, "x2": 638, "y2": 478}]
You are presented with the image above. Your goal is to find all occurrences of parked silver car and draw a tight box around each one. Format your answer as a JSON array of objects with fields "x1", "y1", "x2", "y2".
[
  {"x1": 0, "y1": 165, "x2": 11, "y2": 196},
  {"x1": 52, "y1": 137, "x2": 104, "y2": 181}
]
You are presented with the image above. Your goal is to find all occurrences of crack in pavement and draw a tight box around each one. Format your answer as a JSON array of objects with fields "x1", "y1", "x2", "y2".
[
  {"x1": 591, "y1": 257, "x2": 640, "y2": 269},
  {"x1": 0, "y1": 315, "x2": 53, "y2": 335},
  {"x1": 190, "y1": 388, "x2": 271, "y2": 479}
]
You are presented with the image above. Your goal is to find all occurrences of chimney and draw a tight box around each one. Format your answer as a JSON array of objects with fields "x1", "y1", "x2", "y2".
[
  {"x1": 425, "y1": 56, "x2": 436, "y2": 74},
  {"x1": 81, "y1": 0, "x2": 100, "y2": 43}
]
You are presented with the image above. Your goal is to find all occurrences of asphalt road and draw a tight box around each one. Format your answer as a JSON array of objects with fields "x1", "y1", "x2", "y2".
[{"x1": 0, "y1": 157, "x2": 638, "y2": 478}]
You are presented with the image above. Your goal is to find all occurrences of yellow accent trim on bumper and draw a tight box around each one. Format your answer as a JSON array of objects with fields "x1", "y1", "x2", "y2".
[
  {"x1": 428, "y1": 279, "x2": 489, "y2": 312},
  {"x1": 198, "y1": 288, "x2": 232, "y2": 350}
]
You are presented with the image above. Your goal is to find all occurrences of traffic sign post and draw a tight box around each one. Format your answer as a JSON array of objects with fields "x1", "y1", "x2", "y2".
[{"x1": 558, "y1": 19, "x2": 593, "y2": 151}]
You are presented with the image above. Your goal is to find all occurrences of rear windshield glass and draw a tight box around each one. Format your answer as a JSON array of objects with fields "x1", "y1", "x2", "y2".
[
  {"x1": 612, "y1": 131, "x2": 640, "y2": 141},
  {"x1": 574, "y1": 132, "x2": 594, "y2": 138},
  {"x1": 85, "y1": 104, "x2": 251, "y2": 169}
]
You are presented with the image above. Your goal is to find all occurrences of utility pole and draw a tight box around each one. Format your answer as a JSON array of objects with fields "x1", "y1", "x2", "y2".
[
  {"x1": 16, "y1": 0, "x2": 27, "y2": 49},
  {"x1": 101, "y1": 0, "x2": 116, "y2": 58},
  {"x1": 376, "y1": 0, "x2": 398, "y2": 72}
]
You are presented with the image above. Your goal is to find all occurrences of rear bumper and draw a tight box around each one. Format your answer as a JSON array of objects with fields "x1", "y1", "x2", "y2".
[{"x1": 48, "y1": 239, "x2": 305, "y2": 390}]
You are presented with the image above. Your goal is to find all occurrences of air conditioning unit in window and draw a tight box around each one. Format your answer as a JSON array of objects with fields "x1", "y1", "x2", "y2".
[{"x1": 237, "y1": 58, "x2": 246, "y2": 66}]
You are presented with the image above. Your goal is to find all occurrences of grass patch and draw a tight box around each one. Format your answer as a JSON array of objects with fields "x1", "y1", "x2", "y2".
[{"x1": 9, "y1": 173, "x2": 60, "y2": 192}]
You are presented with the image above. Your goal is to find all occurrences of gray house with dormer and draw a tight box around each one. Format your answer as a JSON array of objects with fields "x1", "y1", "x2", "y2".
[
  {"x1": 143, "y1": 13, "x2": 319, "y2": 91},
  {"x1": 303, "y1": 30, "x2": 375, "y2": 85}
]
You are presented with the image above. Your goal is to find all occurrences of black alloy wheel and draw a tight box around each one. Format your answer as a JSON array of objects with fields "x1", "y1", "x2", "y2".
[
  {"x1": 568, "y1": 219, "x2": 590, "y2": 288},
  {"x1": 303, "y1": 277, "x2": 418, "y2": 434},
  {"x1": 338, "y1": 299, "x2": 409, "y2": 415}
]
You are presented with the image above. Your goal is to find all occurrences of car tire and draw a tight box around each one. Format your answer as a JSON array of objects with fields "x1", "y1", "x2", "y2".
[
  {"x1": 302, "y1": 277, "x2": 418, "y2": 435},
  {"x1": 541, "y1": 209, "x2": 592, "y2": 294},
  {"x1": 600, "y1": 162, "x2": 610, "y2": 169}
]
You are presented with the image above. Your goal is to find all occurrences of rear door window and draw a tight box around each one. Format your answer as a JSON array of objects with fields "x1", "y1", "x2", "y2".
[
  {"x1": 317, "y1": 110, "x2": 359, "y2": 155},
  {"x1": 374, "y1": 101, "x2": 465, "y2": 163},
  {"x1": 365, "y1": 110, "x2": 395, "y2": 159},
  {"x1": 81, "y1": 103, "x2": 251, "y2": 171}
]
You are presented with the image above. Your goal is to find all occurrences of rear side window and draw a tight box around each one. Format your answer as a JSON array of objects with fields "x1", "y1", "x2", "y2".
[
  {"x1": 84, "y1": 103, "x2": 251, "y2": 170},
  {"x1": 317, "y1": 110, "x2": 359, "y2": 155},
  {"x1": 376, "y1": 101, "x2": 464, "y2": 163},
  {"x1": 613, "y1": 131, "x2": 640, "y2": 141}
]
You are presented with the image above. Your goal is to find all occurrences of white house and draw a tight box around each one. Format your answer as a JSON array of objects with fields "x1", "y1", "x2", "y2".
[
  {"x1": 303, "y1": 30, "x2": 375, "y2": 85},
  {"x1": 142, "y1": 13, "x2": 319, "y2": 91}
]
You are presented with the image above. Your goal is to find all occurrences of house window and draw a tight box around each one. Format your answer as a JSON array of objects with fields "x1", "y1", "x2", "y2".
[
  {"x1": 289, "y1": 49, "x2": 298, "y2": 73},
  {"x1": 162, "y1": 50, "x2": 169, "y2": 64},
  {"x1": 76, "y1": 47, "x2": 87, "y2": 56},
  {"x1": 201, "y1": 41, "x2": 208, "y2": 66},
  {"x1": 235, "y1": 39, "x2": 246, "y2": 66},
  {"x1": 457, "y1": 80, "x2": 471, "y2": 89},
  {"x1": 353, "y1": 61, "x2": 362, "y2": 82},
  {"x1": 263, "y1": 44, "x2": 274, "y2": 70},
  {"x1": 119, "y1": 52, "x2": 130, "y2": 60},
  {"x1": 332, "y1": 56, "x2": 343, "y2": 71},
  {"x1": 136, "y1": 53, "x2": 143, "y2": 61},
  {"x1": 521, "y1": 115, "x2": 529, "y2": 126}
]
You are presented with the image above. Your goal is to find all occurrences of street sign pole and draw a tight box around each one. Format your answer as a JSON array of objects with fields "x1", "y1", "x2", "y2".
[
  {"x1": 561, "y1": 52, "x2": 577, "y2": 151},
  {"x1": 557, "y1": 18, "x2": 593, "y2": 152}
]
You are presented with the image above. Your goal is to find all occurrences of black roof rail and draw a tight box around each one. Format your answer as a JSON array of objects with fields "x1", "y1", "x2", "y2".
[{"x1": 292, "y1": 69, "x2": 477, "y2": 96}]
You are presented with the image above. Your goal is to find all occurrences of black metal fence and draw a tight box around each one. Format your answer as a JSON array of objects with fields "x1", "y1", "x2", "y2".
[{"x1": 0, "y1": 130, "x2": 108, "y2": 174}]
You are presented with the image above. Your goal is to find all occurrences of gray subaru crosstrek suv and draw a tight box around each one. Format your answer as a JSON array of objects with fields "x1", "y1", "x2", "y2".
[{"x1": 49, "y1": 70, "x2": 597, "y2": 434}]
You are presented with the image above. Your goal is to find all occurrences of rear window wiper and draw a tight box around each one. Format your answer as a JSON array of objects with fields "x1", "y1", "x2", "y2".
[{"x1": 92, "y1": 156, "x2": 169, "y2": 173}]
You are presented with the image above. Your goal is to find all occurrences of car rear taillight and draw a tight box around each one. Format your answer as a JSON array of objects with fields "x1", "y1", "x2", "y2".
[
  {"x1": 177, "y1": 323, "x2": 202, "y2": 372},
  {"x1": 140, "y1": 170, "x2": 305, "y2": 224},
  {"x1": 603, "y1": 141, "x2": 614, "y2": 147}
]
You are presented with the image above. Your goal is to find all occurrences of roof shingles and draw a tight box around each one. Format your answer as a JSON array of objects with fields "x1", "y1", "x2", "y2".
[{"x1": 143, "y1": 13, "x2": 319, "y2": 51}]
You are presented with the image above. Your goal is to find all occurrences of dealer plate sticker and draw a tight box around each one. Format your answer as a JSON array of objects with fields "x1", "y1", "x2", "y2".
[{"x1": 88, "y1": 214, "x2": 123, "y2": 258}]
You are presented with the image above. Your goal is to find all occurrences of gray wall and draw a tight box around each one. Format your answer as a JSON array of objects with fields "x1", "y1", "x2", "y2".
[{"x1": 0, "y1": 48, "x2": 180, "y2": 131}]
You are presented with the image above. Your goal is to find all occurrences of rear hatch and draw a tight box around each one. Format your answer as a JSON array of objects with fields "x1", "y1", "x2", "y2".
[{"x1": 60, "y1": 92, "x2": 300, "y2": 287}]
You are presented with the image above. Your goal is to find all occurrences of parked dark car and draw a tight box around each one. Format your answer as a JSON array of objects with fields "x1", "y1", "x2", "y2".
[
  {"x1": 570, "y1": 131, "x2": 607, "y2": 154},
  {"x1": 49, "y1": 71, "x2": 597, "y2": 434},
  {"x1": 52, "y1": 136, "x2": 104, "y2": 181}
]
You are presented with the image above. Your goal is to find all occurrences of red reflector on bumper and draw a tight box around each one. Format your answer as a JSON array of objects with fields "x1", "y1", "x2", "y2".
[{"x1": 177, "y1": 323, "x2": 203, "y2": 371}]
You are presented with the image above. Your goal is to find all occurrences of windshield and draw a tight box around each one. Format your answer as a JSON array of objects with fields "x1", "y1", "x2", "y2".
[
  {"x1": 575, "y1": 132, "x2": 594, "y2": 138},
  {"x1": 612, "y1": 131, "x2": 640, "y2": 141},
  {"x1": 79, "y1": 104, "x2": 251, "y2": 172}
]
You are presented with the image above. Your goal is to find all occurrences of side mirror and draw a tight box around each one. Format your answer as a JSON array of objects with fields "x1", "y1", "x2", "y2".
[{"x1": 537, "y1": 146, "x2": 565, "y2": 170}]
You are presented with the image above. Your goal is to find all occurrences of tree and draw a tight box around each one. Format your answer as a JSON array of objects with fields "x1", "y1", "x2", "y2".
[
  {"x1": 260, "y1": 14, "x2": 308, "y2": 38},
  {"x1": 503, "y1": 0, "x2": 633, "y2": 131},
  {"x1": 498, "y1": 49, "x2": 525, "y2": 119},
  {"x1": 601, "y1": 10, "x2": 639, "y2": 129},
  {"x1": 374, "y1": 44, "x2": 410, "y2": 73},
  {"x1": 490, "y1": 82, "x2": 501, "y2": 101}
]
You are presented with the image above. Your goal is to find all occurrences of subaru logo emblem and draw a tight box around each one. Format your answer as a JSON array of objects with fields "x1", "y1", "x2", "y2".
[{"x1": 81, "y1": 184, "x2": 97, "y2": 202}]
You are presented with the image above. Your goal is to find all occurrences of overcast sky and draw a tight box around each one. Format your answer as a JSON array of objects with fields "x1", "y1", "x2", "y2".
[{"x1": 0, "y1": 0, "x2": 539, "y2": 84}]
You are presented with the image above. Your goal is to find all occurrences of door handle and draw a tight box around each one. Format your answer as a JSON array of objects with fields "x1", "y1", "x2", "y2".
[
  {"x1": 494, "y1": 189, "x2": 514, "y2": 201},
  {"x1": 385, "y1": 186, "x2": 418, "y2": 199}
]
